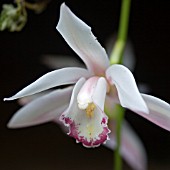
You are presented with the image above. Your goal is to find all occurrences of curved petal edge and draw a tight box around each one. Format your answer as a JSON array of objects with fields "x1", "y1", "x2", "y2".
[
  {"x1": 56, "y1": 3, "x2": 109, "y2": 75},
  {"x1": 4, "y1": 67, "x2": 90, "y2": 101},
  {"x1": 137, "y1": 94, "x2": 170, "y2": 131},
  {"x1": 106, "y1": 64, "x2": 149, "y2": 114}
]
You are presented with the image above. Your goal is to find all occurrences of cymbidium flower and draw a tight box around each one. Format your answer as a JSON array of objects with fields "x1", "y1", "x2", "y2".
[
  {"x1": 18, "y1": 38, "x2": 147, "y2": 170},
  {"x1": 5, "y1": 3, "x2": 170, "y2": 150}
]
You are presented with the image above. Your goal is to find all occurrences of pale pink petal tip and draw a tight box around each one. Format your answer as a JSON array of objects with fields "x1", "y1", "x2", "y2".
[{"x1": 139, "y1": 94, "x2": 170, "y2": 131}]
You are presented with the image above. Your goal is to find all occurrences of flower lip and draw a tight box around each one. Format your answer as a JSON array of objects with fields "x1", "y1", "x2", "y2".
[
  {"x1": 64, "y1": 108, "x2": 110, "y2": 148},
  {"x1": 69, "y1": 117, "x2": 110, "y2": 148},
  {"x1": 61, "y1": 77, "x2": 110, "y2": 147}
]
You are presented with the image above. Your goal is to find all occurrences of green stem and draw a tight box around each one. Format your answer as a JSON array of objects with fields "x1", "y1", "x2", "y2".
[
  {"x1": 110, "y1": 0, "x2": 131, "y2": 65},
  {"x1": 109, "y1": 0, "x2": 131, "y2": 170},
  {"x1": 114, "y1": 105, "x2": 125, "y2": 170}
]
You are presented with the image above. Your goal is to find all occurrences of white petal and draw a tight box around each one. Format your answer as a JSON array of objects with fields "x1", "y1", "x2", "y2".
[
  {"x1": 106, "y1": 64, "x2": 149, "y2": 113},
  {"x1": 18, "y1": 90, "x2": 52, "y2": 105},
  {"x1": 104, "y1": 120, "x2": 147, "y2": 170},
  {"x1": 136, "y1": 94, "x2": 170, "y2": 131},
  {"x1": 42, "y1": 55, "x2": 85, "y2": 69},
  {"x1": 92, "y1": 77, "x2": 107, "y2": 110},
  {"x1": 8, "y1": 87, "x2": 73, "y2": 128},
  {"x1": 4, "y1": 67, "x2": 90, "y2": 101},
  {"x1": 63, "y1": 77, "x2": 86, "y2": 118},
  {"x1": 56, "y1": 3, "x2": 109, "y2": 75},
  {"x1": 61, "y1": 78, "x2": 109, "y2": 148}
]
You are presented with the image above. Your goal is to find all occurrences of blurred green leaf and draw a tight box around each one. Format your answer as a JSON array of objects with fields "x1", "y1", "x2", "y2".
[{"x1": 0, "y1": 3, "x2": 27, "y2": 32}]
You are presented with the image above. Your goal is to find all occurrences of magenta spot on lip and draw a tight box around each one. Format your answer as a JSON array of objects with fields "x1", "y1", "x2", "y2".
[
  {"x1": 64, "y1": 117, "x2": 72, "y2": 124},
  {"x1": 59, "y1": 114, "x2": 73, "y2": 125},
  {"x1": 79, "y1": 126, "x2": 110, "y2": 147},
  {"x1": 91, "y1": 127, "x2": 110, "y2": 146},
  {"x1": 102, "y1": 117, "x2": 107, "y2": 124}
]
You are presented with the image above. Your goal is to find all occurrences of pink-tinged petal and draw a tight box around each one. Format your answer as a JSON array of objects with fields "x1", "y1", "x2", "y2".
[
  {"x1": 56, "y1": 3, "x2": 109, "y2": 75},
  {"x1": 4, "y1": 67, "x2": 90, "y2": 101},
  {"x1": 77, "y1": 77, "x2": 107, "y2": 110},
  {"x1": 77, "y1": 77, "x2": 99, "y2": 109},
  {"x1": 42, "y1": 55, "x2": 85, "y2": 69},
  {"x1": 8, "y1": 87, "x2": 72, "y2": 128},
  {"x1": 105, "y1": 120, "x2": 147, "y2": 170},
  {"x1": 92, "y1": 77, "x2": 107, "y2": 110},
  {"x1": 60, "y1": 78, "x2": 110, "y2": 147},
  {"x1": 136, "y1": 94, "x2": 170, "y2": 131},
  {"x1": 106, "y1": 64, "x2": 149, "y2": 114}
]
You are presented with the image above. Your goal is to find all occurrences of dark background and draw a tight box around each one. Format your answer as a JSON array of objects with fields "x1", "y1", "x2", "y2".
[{"x1": 0, "y1": 0, "x2": 170, "y2": 169}]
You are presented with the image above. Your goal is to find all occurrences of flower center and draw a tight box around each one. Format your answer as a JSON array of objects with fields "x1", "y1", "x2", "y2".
[
  {"x1": 85, "y1": 103, "x2": 96, "y2": 118},
  {"x1": 78, "y1": 101, "x2": 96, "y2": 118}
]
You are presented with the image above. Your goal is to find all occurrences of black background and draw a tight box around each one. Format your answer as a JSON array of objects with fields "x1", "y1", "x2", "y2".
[{"x1": 0, "y1": 0, "x2": 170, "y2": 169}]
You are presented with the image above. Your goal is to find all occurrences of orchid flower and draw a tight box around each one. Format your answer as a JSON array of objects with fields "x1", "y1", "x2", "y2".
[
  {"x1": 18, "y1": 39, "x2": 147, "y2": 170},
  {"x1": 4, "y1": 3, "x2": 170, "y2": 151},
  {"x1": 17, "y1": 38, "x2": 147, "y2": 170}
]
